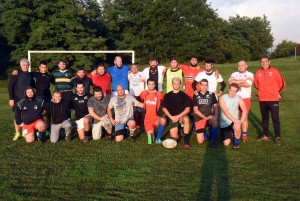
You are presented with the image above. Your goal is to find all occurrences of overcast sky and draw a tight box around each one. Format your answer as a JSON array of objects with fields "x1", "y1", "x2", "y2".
[{"x1": 209, "y1": 0, "x2": 300, "y2": 46}]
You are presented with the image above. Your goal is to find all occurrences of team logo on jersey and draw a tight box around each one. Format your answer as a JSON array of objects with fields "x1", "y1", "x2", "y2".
[
  {"x1": 34, "y1": 105, "x2": 38, "y2": 109},
  {"x1": 84, "y1": 96, "x2": 89, "y2": 100},
  {"x1": 198, "y1": 99, "x2": 208, "y2": 104},
  {"x1": 206, "y1": 94, "x2": 210, "y2": 98},
  {"x1": 269, "y1": 72, "x2": 273, "y2": 76},
  {"x1": 23, "y1": 106, "x2": 27, "y2": 110},
  {"x1": 258, "y1": 73, "x2": 262, "y2": 77},
  {"x1": 79, "y1": 100, "x2": 84, "y2": 103},
  {"x1": 65, "y1": 74, "x2": 68, "y2": 77}
]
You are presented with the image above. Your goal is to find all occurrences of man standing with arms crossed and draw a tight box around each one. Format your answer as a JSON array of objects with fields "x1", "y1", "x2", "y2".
[
  {"x1": 219, "y1": 83, "x2": 248, "y2": 149},
  {"x1": 142, "y1": 56, "x2": 165, "y2": 92},
  {"x1": 228, "y1": 60, "x2": 254, "y2": 142},
  {"x1": 192, "y1": 60, "x2": 226, "y2": 98},
  {"x1": 254, "y1": 56, "x2": 286, "y2": 145}
]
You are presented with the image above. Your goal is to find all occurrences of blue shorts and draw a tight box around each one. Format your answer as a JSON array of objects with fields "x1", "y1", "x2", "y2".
[{"x1": 115, "y1": 118, "x2": 135, "y2": 132}]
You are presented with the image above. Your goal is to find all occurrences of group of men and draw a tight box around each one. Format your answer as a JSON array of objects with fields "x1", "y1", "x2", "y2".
[{"x1": 8, "y1": 55, "x2": 286, "y2": 149}]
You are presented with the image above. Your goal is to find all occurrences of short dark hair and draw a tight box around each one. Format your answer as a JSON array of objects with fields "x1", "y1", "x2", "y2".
[
  {"x1": 76, "y1": 80, "x2": 85, "y2": 87},
  {"x1": 204, "y1": 59, "x2": 213, "y2": 64},
  {"x1": 190, "y1": 55, "x2": 198, "y2": 61},
  {"x1": 147, "y1": 78, "x2": 156, "y2": 85},
  {"x1": 260, "y1": 55, "x2": 270, "y2": 61},
  {"x1": 200, "y1": 79, "x2": 208, "y2": 84},
  {"x1": 93, "y1": 86, "x2": 102, "y2": 93},
  {"x1": 230, "y1": 83, "x2": 240, "y2": 90},
  {"x1": 57, "y1": 59, "x2": 66, "y2": 65},
  {"x1": 131, "y1": 63, "x2": 138, "y2": 66},
  {"x1": 39, "y1": 60, "x2": 47, "y2": 66},
  {"x1": 150, "y1": 56, "x2": 158, "y2": 62},
  {"x1": 97, "y1": 63, "x2": 105, "y2": 68},
  {"x1": 170, "y1": 57, "x2": 178, "y2": 62},
  {"x1": 77, "y1": 67, "x2": 85, "y2": 71}
]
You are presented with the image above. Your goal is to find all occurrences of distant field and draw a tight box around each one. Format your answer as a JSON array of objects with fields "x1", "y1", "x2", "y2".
[{"x1": 0, "y1": 57, "x2": 299, "y2": 200}]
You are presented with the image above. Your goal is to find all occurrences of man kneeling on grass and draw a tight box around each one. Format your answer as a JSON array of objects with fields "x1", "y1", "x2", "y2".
[
  {"x1": 15, "y1": 87, "x2": 46, "y2": 143},
  {"x1": 193, "y1": 79, "x2": 219, "y2": 148},
  {"x1": 70, "y1": 81, "x2": 93, "y2": 143},
  {"x1": 107, "y1": 85, "x2": 144, "y2": 142},
  {"x1": 44, "y1": 91, "x2": 72, "y2": 143},
  {"x1": 88, "y1": 86, "x2": 113, "y2": 141},
  {"x1": 219, "y1": 83, "x2": 247, "y2": 149},
  {"x1": 161, "y1": 77, "x2": 191, "y2": 148}
]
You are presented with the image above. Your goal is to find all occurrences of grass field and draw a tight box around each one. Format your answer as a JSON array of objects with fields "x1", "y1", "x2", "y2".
[{"x1": 0, "y1": 57, "x2": 299, "y2": 200}]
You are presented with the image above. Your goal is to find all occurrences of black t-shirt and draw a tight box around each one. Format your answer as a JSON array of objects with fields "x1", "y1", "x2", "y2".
[
  {"x1": 161, "y1": 91, "x2": 191, "y2": 116},
  {"x1": 70, "y1": 93, "x2": 93, "y2": 120},
  {"x1": 32, "y1": 72, "x2": 53, "y2": 96},
  {"x1": 193, "y1": 91, "x2": 217, "y2": 121},
  {"x1": 149, "y1": 70, "x2": 159, "y2": 91}
]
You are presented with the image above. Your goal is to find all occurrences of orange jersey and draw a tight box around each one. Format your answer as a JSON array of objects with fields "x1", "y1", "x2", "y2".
[
  {"x1": 180, "y1": 64, "x2": 204, "y2": 99},
  {"x1": 140, "y1": 90, "x2": 164, "y2": 120},
  {"x1": 254, "y1": 67, "x2": 286, "y2": 101}
]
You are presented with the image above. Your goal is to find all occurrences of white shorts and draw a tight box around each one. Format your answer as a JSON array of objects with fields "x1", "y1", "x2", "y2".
[
  {"x1": 92, "y1": 115, "x2": 112, "y2": 140},
  {"x1": 75, "y1": 115, "x2": 91, "y2": 130}
]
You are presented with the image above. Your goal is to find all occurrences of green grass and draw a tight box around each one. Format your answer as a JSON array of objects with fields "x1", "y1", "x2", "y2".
[{"x1": 0, "y1": 57, "x2": 300, "y2": 200}]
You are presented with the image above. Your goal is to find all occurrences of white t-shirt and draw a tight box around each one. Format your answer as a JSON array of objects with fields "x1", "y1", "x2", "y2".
[
  {"x1": 229, "y1": 71, "x2": 254, "y2": 98},
  {"x1": 195, "y1": 71, "x2": 224, "y2": 93},
  {"x1": 128, "y1": 72, "x2": 145, "y2": 96}
]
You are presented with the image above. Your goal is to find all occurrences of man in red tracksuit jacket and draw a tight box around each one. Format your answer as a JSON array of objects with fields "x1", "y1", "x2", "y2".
[{"x1": 254, "y1": 55, "x2": 286, "y2": 145}]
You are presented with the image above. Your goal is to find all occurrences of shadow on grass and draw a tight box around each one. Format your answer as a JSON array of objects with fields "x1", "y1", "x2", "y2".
[
  {"x1": 248, "y1": 109, "x2": 275, "y2": 141},
  {"x1": 197, "y1": 143, "x2": 230, "y2": 200}
]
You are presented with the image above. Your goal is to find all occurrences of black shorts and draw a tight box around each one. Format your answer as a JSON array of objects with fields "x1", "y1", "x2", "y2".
[{"x1": 220, "y1": 123, "x2": 233, "y2": 141}]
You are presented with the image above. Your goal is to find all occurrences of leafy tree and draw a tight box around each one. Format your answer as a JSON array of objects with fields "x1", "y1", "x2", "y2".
[
  {"x1": 271, "y1": 39, "x2": 298, "y2": 58},
  {"x1": 0, "y1": 0, "x2": 107, "y2": 71}
]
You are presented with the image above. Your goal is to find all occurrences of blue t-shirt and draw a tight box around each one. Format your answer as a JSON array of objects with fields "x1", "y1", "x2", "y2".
[{"x1": 107, "y1": 65, "x2": 130, "y2": 91}]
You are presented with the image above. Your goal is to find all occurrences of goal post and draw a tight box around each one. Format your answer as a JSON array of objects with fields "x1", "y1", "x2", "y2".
[{"x1": 27, "y1": 50, "x2": 135, "y2": 72}]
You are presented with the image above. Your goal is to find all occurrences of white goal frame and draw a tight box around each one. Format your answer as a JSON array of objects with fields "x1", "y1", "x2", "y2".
[{"x1": 27, "y1": 50, "x2": 135, "y2": 72}]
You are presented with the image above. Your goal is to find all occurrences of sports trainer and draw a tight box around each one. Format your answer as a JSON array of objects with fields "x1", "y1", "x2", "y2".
[{"x1": 254, "y1": 55, "x2": 286, "y2": 145}]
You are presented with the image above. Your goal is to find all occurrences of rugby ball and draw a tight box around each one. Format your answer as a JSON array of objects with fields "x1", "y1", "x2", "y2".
[{"x1": 163, "y1": 139, "x2": 177, "y2": 149}]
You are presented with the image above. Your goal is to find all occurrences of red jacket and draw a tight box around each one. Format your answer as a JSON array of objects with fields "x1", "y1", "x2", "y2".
[{"x1": 254, "y1": 67, "x2": 286, "y2": 101}]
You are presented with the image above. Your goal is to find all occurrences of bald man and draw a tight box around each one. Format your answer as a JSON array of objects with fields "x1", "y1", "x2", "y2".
[
  {"x1": 107, "y1": 85, "x2": 144, "y2": 142},
  {"x1": 106, "y1": 56, "x2": 131, "y2": 96},
  {"x1": 228, "y1": 60, "x2": 254, "y2": 142}
]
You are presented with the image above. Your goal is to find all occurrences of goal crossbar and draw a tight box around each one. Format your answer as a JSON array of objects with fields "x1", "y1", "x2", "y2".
[{"x1": 28, "y1": 50, "x2": 135, "y2": 71}]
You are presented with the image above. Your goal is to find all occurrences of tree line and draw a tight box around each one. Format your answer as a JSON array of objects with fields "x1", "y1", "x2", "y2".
[{"x1": 0, "y1": 0, "x2": 274, "y2": 78}]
